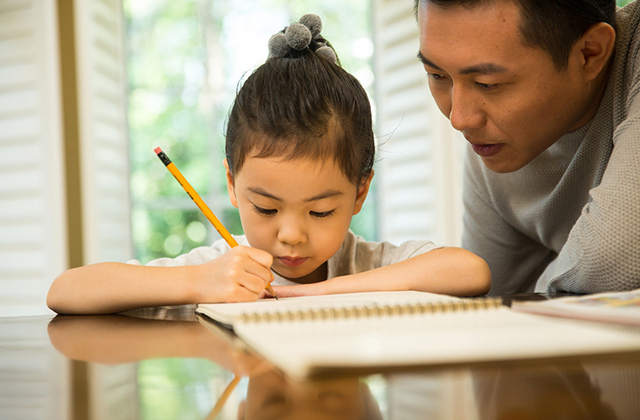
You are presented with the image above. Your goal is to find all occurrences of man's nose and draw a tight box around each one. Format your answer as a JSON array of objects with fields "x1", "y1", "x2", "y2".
[{"x1": 449, "y1": 86, "x2": 485, "y2": 132}]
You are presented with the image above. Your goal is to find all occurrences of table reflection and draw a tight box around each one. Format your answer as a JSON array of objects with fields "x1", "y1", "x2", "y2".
[
  {"x1": 1, "y1": 305, "x2": 639, "y2": 420},
  {"x1": 47, "y1": 310, "x2": 383, "y2": 420},
  {"x1": 242, "y1": 370, "x2": 381, "y2": 420},
  {"x1": 472, "y1": 362, "x2": 619, "y2": 420}
]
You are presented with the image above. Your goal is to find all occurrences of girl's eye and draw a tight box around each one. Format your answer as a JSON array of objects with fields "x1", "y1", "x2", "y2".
[
  {"x1": 253, "y1": 205, "x2": 277, "y2": 216},
  {"x1": 310, "y1": 210, "x2": 335, "y2": 219}
]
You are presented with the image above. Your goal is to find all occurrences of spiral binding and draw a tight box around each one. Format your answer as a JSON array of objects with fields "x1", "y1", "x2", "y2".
[{"x1": 238, "y1": 297, "x2": 503, "y2": 324}]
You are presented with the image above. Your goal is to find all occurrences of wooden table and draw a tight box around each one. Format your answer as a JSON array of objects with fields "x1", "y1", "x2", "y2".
[{"x1": 1, "y1": 296, "x2": 639, "y2": 420}]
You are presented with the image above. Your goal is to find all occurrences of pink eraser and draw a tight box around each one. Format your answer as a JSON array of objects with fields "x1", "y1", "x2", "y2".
[{"x1": 154, "y1": 147, "x2": 162, "y2": 155}]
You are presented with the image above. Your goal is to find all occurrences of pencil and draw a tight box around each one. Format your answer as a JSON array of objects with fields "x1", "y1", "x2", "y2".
[
  {"x1": 206, "y1": 375, "x2": 241, "y2": 420},
  {"x1": 154, "y1": 147, "x2": 278, "y2": 300}
]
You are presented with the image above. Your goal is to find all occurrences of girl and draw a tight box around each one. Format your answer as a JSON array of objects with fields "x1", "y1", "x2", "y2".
[{"x1": 47, "y1": 14, "x2": 490, "y2": 314}]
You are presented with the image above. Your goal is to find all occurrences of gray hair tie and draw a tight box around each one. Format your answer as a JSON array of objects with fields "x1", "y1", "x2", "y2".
[{"x1": 267, "y1": 14, "x2": 337, "y2": 64}]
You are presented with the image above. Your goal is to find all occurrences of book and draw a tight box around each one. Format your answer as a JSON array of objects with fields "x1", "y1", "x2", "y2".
[
  {"x1": 196, "y1": 291, "x2": 640, "y2": 378},
  {"x1": 511, "y1": 288, "x2": 640, "y2": 326}
]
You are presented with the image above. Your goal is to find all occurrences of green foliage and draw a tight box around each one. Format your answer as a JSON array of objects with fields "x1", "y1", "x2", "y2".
[{"x1": 137, "y1": 358, "x2": 237, "y2": 420}]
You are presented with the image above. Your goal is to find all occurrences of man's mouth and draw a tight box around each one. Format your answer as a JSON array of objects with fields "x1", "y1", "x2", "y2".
[{"x1": 471, "y1": 143, "x2": 504, "y2": 157}]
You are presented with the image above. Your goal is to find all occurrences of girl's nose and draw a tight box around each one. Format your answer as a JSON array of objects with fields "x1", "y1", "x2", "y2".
[{"x1": 277, "y1": 219, "x2": 307, "y2": 245}]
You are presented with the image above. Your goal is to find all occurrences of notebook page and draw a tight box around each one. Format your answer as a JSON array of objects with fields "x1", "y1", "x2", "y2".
[{"x1": 234, "y1": 306, "x2": 640, "y2": 378}]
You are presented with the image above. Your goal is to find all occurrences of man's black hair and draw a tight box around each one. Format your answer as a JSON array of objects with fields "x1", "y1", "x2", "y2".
[{"x1": 415, "y1": 0, "x2": 617, "y2": 70}]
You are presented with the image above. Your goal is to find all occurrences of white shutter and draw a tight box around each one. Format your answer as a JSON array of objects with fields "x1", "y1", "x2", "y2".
[
  {"x1": 0, "y1": 1, "x2": 136, "y2": 415},
  {"x1": 0, "y1": 0, "x2": 132, "y2": 315},
  {"x1": 72, "y1": 3, "x2": 138, "y2": 413},
  {"x1": 88, "y1": 364, "x2": 138, "y2": 420},
  {"x1": 74, "y1": 0, "x2": 132, "y2": 263},
  {"x1": 0, "y1": 317, "x2": 70, "y2": 420},
  {"x1": 373, "y1": 0, "x2": 465, "y2": 247},
  {"x1": 0, "y1": 0, "x2": 67, "y2": 316}
]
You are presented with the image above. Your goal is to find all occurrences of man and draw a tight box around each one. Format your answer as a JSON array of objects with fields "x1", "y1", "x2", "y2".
[{"x1": 415, "y1": 0, "x2": 640, "y2": 295}]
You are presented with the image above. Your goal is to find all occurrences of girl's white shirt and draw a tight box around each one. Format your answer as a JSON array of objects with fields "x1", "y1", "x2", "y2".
[{"x1": 127, "y1": 230, "x2": 438, "y2": 286}]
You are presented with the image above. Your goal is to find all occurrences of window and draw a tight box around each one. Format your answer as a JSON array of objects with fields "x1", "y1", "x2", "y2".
[{"x1": 373, "y1": 0, "x2": 465, "y2": 247}]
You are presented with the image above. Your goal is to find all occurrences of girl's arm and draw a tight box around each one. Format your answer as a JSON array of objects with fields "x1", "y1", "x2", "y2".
[
  {"x1": 274, "y1": 247, "x2": 491, "y2": 298},
  {"x1": 47, "y1": 315, "x2": 271, "y2": 375},
  {"x1": 46, "y1": 246, "x2": 273, "y2": 314}
]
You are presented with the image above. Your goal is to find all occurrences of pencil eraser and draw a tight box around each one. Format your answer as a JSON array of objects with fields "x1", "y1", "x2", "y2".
[{"x1": 154, "y1": 147, "x2": 162, "y2": 155}]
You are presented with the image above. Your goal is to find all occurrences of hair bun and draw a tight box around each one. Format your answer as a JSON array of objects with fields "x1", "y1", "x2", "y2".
[
  {"x1": 267, "y1": 14, "x2": 337, "y2": 64},
  {"x1": 298, "y1": 14, "x2": 322, "y2": 38},
  {"x1": 285, "y1": 22, "x2": 312, "y2": 51},
  {"x1": 316, "y1": 46, "x2": 337, "y2": 63},
  {"x1": 268, "y1": 33, "x2": 289, "y2": 58}
]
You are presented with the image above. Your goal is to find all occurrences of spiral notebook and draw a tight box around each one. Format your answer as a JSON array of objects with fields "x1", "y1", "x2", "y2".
[
  {"x1": 196, "y1": 291, "x2": 640, "y2": 378},
  {"x1": 196, "y1": 291, "x2": 464, "y2": 327}
]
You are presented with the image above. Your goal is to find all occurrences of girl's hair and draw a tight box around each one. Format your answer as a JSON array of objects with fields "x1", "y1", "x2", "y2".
[{"x1": 225, "y1": 28, "x2": 374, "y2": 186}]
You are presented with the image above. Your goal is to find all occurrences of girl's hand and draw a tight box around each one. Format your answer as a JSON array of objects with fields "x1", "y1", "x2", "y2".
[{"x1": 194, "y1": 246, "x2": 273, "y2": 303}]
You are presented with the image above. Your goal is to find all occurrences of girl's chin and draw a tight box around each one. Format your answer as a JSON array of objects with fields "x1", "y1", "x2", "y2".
[
  {"x1": 273, "y1": 262, "x2": 327, "y2": 284},
  {"x1": 273, "y1": 268, "x2": 314, "y2": 282}
]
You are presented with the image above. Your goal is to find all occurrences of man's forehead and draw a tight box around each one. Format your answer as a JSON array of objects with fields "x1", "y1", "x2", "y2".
[
  {"x1": 418, "y1": 0, "x2": 523, "y2": 46},
  {"x1": 417, "y1": 0, "x2": 507, "y2": 11},
  {"x1": 417, "y1": 0, "x2": 520, "y2": 28},
  {"x1": 417, "y1": 1, "x2": 530, "y2": 74}
]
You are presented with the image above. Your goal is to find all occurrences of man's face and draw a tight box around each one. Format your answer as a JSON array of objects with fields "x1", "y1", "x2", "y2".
[{"x1": 418, "y1": 1, "x2": 596, "y2": 173}]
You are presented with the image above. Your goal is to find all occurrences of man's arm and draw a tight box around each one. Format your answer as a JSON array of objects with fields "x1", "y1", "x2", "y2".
[{"x1": 537, "y1": 108, "x2": 640, "y2": 293}]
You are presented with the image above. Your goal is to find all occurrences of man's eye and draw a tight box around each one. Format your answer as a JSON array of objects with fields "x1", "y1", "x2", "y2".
[
  {"x1": 310, "y1": 210, "x2": 335, "y2": 218},
  {"x1": 253, "y1": 205, "x2": 277, "y2": 216},
  {"x1": 427, "y1": 73, "x2": 445, "y2": 81},
  {"x1": 476, "y1": 82, "x2": 498, "y2": 90}
]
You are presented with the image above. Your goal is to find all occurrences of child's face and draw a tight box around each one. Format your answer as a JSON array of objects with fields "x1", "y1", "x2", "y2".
[
  {"x1": 225, "y1": 154, "x2": 371, "y2": 283},
  {"x1": 240, "y1": 370, "x2": 377, "y2": 420}
]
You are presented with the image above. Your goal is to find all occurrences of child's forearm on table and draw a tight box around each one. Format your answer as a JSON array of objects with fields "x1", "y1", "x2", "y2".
[
  {"x1": 278, "y1": 247, "x2": 491, "y2": 297},
  {"x1": 47, "y1": 262, "x2": 201, "y2": 314}
]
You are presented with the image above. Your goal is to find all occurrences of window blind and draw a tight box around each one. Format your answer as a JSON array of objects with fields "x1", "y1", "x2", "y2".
[
  {"x1": 373, "y1": 0, "x2": 465, "y2": 247},
  {"x1": 0, "y1": 0, "x2": 132, "y2": 316},
  {"x1": 73, "y1": 0, "x2": 132, "y2": 264},
  {"x1": 0, "y1": 0, "x2": 67, "y2": 316}
]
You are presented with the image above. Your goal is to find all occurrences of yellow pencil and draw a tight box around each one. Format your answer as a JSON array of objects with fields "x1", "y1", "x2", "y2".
[
  {"x1": 154, "y1": 147, "x2": 278, "y2": 300},
  {"x1": 206, "y1": 375, "x2": 241, "y2": 420}
]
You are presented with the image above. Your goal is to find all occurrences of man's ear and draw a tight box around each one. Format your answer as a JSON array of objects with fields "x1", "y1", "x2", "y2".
[
  {"x1": 575, "y1": 22, "x2": 616, "y2": 82},
  {"x1": 223, "y1": 159, "x2": 239, "y2": 208},
  {"x1": 353, "y1": 170, "x2": 374, "y2": 215}
]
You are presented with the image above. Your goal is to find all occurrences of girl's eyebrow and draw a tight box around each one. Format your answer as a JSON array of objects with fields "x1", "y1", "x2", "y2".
[
  {"x1": 305, "y1": 190, "x2": 345, "y2": 202},
  {"x1": 248, "y1": 187, "x2": 344, "y2": 202}
]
